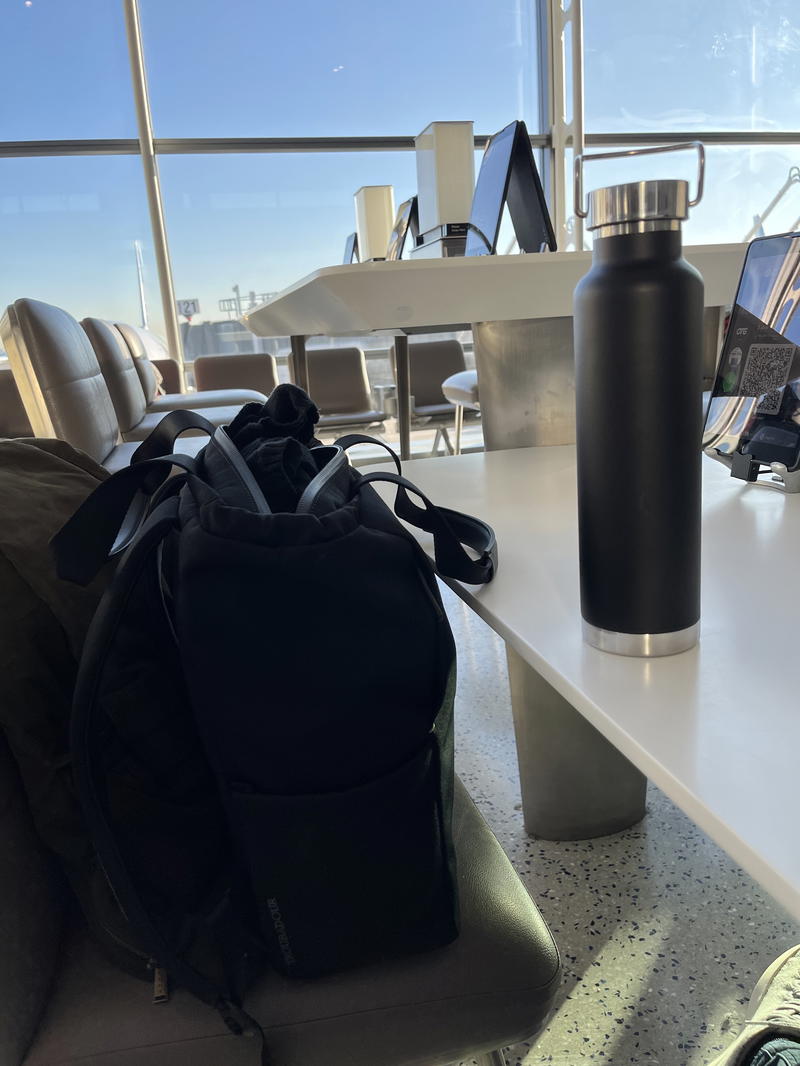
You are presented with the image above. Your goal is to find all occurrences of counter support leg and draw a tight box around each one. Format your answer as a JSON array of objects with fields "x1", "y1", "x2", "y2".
[
  {"x1": 394, "y1": 335, "x2": 411, "y2": 461},
  {"x1": 506, "y1": 645, "x2": 647, "y2": 839},
  {"x1": 289, "y1": 334, "x2": 309, "y2": 393}
]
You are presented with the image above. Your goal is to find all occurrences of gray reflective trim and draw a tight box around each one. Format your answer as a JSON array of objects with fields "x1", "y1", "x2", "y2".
[
  {"x1": 152, "y1": 135, "x2": 542, "y2": 154},
  {"x1": 213, "y1": 426, "x2": 271, "y2": 515},
  {"x1": 586, "y1": 131, "x2": 800, "y2": 146},
  {"x1": 3, "y1": 131, "x2": 797, "y2": 160},
  {"x1": 582, "y1": 621, "x2": 700, "y2": 657},
  {"x1": 0, "y1": 134, "x2": 551, "y2": 158},
  {"x1": 0, "y1": 139, "x2": 140, "y2": 157}
]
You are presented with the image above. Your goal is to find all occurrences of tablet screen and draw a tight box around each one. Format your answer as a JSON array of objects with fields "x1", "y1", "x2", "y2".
[
  {"x1": 386, "y1": 197, "x2": 418, "y2": 261},
  {"x1": 465, "y1": 123, "x2": 516, "y2": 255},
  {"x1": 465, "y1": 120, "x2": 556, "y2": 256}
]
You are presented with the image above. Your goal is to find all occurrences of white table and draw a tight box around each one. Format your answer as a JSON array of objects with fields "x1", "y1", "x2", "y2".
[
  {"x1": 244, "y1": 246, "x2": 745, "y2": 458},
  {"x1": 383, "y1": 445, "x2": 800, "y2": 923}
]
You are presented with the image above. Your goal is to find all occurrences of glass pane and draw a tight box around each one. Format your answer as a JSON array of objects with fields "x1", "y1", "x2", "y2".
[
  {"x1": 576, "y1": 143, "x2": 800, "y2": 246},
  {"x1": 0, "y1": 156, "x2": 163, "y2": 343},
  {"x1": 584, "y1": 0, "x2": 800, "y2": 133},
  {"x1": 141, "y1": 0, "x2": 541, "y2": 137},
  {"x1": 0, "y1": 0, "x2": 135, "y2": 139},
  {"x1": 159, "y1": 151, "x2": 419, "y2": 327}
]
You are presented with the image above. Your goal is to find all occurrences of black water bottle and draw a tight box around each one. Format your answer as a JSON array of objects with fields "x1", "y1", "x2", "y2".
[{"x1": 573, "y1": 143, "x2": 705, "y2": 656}]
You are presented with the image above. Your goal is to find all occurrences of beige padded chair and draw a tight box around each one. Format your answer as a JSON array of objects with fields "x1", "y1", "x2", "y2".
[
  {"x1": 194, "y1": 352, "x2": 279, "y2": 397},
  {"x1": 5, "y1": 734, "x2": 561, "y2": 1066},
  {"x1": 80, "y1": 319, "x2": 247, "y2": 442},
  {"x1": 441, "y1": 369, "x2": 480, "y2": 455},
  {"x1": 306, "y1": 346, "x2": 386, "y2": 429},
  {"x1": 0, "y1": 366, "x2": 32, "y2": 437},
  {"x1": 0, "y1": 299, "x2": 207, "y2": 471},
  {"x1": 407, "y1": 340, "x2": 467, "y2": 420},
  {"x1": 394, "y1": 339, "x2": 468, "y2": 455},
  {"x1": 151, "y1": 355, "x2": 180, "y2": 394},
  {"x1": 115, "y1": 322, "x2": 266, "y2": 411}
]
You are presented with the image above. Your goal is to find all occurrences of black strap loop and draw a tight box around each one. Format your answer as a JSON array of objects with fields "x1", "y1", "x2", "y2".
[
  {"x1": 54, "y1": 412, "x2": 264, "y2": 585},
  {"x1": 131, "y1": 409, "x2": 217, "y2": 464},
  {"x1": 51, "y1": 455, "x2": 197, "y2": 586},
  {"x1": 218, "y1": 1003, "x2": 273, "y2": 1065},
  {"x1": 334, "y1": 433, "x2": 402, "y2": 475},
  {"x1": 295, "y1": 446, "x2": 349, "y2": 515},
  {"x1": 357, "y1": 471, "x2": 497, "y2": 584}
]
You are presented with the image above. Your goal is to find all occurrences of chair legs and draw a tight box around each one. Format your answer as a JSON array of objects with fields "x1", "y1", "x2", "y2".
[
  {"x1": 453, "y1": 404, "x2": 464, "y2": 455},
  {"x1": 431, "y1": 425, "x2": 454, "y2": 457}
]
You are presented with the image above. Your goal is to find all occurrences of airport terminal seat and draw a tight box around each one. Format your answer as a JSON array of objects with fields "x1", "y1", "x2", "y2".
[
  {"x1": 114, "y1": 322, "x2": 266, "y2": 411},
  {"x1": 0, "y1": 366, "x2": 32, "y2": 437},
  {"x1": 151, "y1": 353, "x2": 181, "y2": 393},
  {"x1": 193, "y1": 351, "x2": 280, "y2": 397},
  {"x1": 407, "y1": 340, "x2": 467, "y2": 421},
  {"x1": 394, "y1": 339, "x2": 470, "y2": 456},
  {"x1": 0, "y1": 299, "x2": 208, "y2": 471},
  {"x1": 441, "y1": 369, "x2": 480, "y2": 455},
  {"x1": 80, "y1": 318, "x2": 256, "y2": 440},
  {"x1": 306, "y1": 346, "x2": 387, "y2": 429},
  {"x1": 2, "y1": 716, "x2": 560, "y2": 1066}
]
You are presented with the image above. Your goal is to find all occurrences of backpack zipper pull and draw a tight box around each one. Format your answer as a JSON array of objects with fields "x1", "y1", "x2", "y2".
[{"x1": 151, "y1": 964, "x2": 170, "y2": 1005}]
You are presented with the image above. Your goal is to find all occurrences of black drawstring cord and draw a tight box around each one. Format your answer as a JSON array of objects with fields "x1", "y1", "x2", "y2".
[{"x1": 218, "y1": 1001, "x2": 274, "y2": 1066}]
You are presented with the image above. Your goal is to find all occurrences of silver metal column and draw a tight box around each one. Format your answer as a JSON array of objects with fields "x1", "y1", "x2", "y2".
[
  {"x1": 472, "y1": 310, "x2": 722, "y2": 450},
  {"x1": 471, "y1": 317, "x2": 576, "y2": 450},
  {"x1": 393, "y1": 335, "x2": 412, "y2": 461},
  {"x1": 506, "y1": 645, "x2": 647, "y2": 839},
  {"x1": 123, "y1": 0, "x2": 185, "y2": 390},
  {"x1": 289, "y1": 334, "x2": 309, "y2": 393}
]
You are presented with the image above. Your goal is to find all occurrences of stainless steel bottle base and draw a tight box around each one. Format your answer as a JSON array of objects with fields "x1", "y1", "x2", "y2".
[{"x1": 582, "y1": 621, "x2": 699, "y2": 657}]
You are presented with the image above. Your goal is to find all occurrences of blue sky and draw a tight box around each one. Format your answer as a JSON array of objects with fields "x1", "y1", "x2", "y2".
[{"x1": 0, "y1": 0, "x2": 798, "y2": 339}]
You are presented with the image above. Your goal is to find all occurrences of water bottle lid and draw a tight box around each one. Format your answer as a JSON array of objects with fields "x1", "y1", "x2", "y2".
[{"x1": 587, "y1": 179, "x2": 689, "y2": 233}]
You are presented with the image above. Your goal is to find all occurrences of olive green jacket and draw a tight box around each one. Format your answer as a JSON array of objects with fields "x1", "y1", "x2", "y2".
[{"x1": 0, "y1": 438, "x2": 110, "y2": 1064}]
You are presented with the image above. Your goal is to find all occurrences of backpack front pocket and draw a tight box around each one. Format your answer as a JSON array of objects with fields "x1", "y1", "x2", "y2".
[{"x1": 226, "y1": 735, "x2": 458, "y2": 977}]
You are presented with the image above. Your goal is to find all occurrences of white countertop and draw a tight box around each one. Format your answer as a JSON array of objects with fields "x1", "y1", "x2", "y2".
[
  {"x1": 377, "y1": 446, "x2": 800, "y2": 921},
  {"x1": 244, "y1": 244, "x2": 745, "y2": 338}
]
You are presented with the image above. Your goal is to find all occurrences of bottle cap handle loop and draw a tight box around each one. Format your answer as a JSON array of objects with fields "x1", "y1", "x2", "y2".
[{"x1": 574, "y1": 141, "x2": 705, "y2": 219}]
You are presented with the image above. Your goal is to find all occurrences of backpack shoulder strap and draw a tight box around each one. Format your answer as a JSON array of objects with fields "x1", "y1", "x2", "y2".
[
  {"x1": 69, "y1": 497, "x2": 271, "y2": 1057},
  {"x1": 51, "y1": 455, "x2": 198, "y2": 586},
  {"x1": 51, "y1": 410, "x2": 274, "y2": 586},
  {"x1": 71, "y1": 500, "x2": 212, "y2": 995}
]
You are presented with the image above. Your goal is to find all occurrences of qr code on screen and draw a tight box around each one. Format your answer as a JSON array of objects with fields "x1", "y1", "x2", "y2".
[{"x1": 739, "y1": 343, "x2": 795, "y2": 415}]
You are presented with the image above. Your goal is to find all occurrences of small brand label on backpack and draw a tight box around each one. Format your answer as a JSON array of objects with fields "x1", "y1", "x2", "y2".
[{"x1": 266, "y1": 898, "x2": 296, "y2": 969}]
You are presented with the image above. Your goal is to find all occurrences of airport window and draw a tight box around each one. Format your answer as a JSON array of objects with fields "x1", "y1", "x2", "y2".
[
  {"x1": 0, "y1": 155, "x2": 162, "y2": 334},
  {"x1": 139, "y1": 0, "x2": 542, "y2": 138},
  {"x1": 159, "y1": 150, "x2": 419, "y2": 327},
  {"x1": 0, "y1": 0, "x2": 135, "y2": 139},
  {"x1": 0, "y1": 0, "x2": 797, "y2": 346},
  {"x1": 583, "y1": 0, "x2": 800, "y2": 133},
  {"x1": 569, "y1": 141, "x2": 800, "y2": 247}
]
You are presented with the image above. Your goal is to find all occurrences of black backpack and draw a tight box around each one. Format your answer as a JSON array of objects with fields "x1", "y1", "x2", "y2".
[{"x1": 52, "y1": 385, "x2": 496, "y2": 1051}]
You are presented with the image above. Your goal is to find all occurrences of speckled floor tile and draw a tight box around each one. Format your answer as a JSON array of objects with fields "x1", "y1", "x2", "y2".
[{"x1": 440, "y1": 584, "x2": 800, "y2": 1066}]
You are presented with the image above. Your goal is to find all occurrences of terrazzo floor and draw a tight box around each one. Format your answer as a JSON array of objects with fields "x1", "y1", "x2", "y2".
[{"x1": 441, "y1": 583, "x2": 800, "y2": 1066}]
